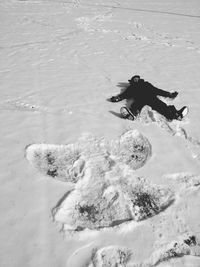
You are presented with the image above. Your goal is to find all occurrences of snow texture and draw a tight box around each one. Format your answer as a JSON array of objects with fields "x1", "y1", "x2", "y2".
[
  {"x1": 53, "y1": 174, "x2": 174, "y2": 231},
  {"x1": 134, "y1": 106, "x2": 200, "y2": 163},
  {"x1": 26, "y1": 130, "x2": 152, "y2": 182},
  {"x1": 86, "y1": 234, "x2": 200, "y2": 267},
  {"x1": 147, "y1": 234, "x2": 200, "y2": 266},
  {"x1": 88, "y1": 246, "x2": 132, "y2": 267},
  {"x1": 25, "y1": 143, "x2": 84, "y2": 182},
  {"x1": 110, "y1": 130, "x2": 152, "y2": 170},
  {"x1": 164, "y1": 172, "x2": 200, "y2": 189},
  {"x1": 1, "y1": 0, "x2": 200, "y2": 266}
]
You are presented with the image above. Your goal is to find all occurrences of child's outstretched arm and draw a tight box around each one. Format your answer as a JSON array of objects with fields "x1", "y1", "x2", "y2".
[
  {"x1": 107, "y1": 86, "x2": 131, "y2": 102},
  {"x1": 151, "y1": 84, "x2": 178, "y2": 98}
]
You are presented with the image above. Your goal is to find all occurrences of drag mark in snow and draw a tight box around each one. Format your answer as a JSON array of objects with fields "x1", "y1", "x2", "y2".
[
  {"x1": 163, "y1": 172, "x2": 200, "y2": 198},
  {"x1": 0, "y1": 30, "x2": 82, "y2": 51},
  {"x1": 0, "y1": 98, "x2": 47, "y2": 112},
  {"x1": 172, "y1": 126, "x2": 200, "y2": 163},
  {"x1": 185, "y1": 136, "x2": 200, "y2": 162}
]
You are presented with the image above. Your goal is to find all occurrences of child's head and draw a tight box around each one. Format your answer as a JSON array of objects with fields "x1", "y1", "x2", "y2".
[{"x1": 128, "y1": 75, "x2": 140, "y2": 84}]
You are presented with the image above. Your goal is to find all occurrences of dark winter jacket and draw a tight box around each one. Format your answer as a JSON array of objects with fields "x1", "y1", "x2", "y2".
[{"x1": 117, "y1": 79, "x2": 172, "y2": 103}]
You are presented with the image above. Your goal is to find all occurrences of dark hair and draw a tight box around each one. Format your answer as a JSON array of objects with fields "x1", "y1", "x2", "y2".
[{"x1": 128, "y1": 75, "x2": 140, "y2": 83}]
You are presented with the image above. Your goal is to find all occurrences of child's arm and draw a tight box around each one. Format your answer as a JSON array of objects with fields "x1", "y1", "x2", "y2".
[
  {"x1": 107, "y1": 86, "x2": 131, "y2": 102},
  {"x1": 150, "y1": 83, "x2": 178, "y2": 98}
]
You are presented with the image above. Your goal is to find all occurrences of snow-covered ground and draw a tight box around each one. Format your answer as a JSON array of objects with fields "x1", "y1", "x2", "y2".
[{"x1": 1, "y1": 0, "x2": 200, "y2": 266}]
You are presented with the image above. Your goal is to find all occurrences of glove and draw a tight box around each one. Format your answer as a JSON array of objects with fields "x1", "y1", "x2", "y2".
[
  {"x1": 170, "y1": 91, "x2": 178, "y2": 98},
  {"x1": 107, "y1": 96, "x2": 121, "y2": 102}
]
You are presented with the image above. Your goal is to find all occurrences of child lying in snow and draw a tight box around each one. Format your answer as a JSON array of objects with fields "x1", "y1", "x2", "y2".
[{"x1": 108, "y1": 75, "x2": 188, "y2": 121}]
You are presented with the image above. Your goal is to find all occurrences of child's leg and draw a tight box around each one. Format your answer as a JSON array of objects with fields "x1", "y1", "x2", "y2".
[
  {"x1": 149, "y1": 98, "x2": 178, "y2": 120},
  {"x1": 129, "y1": 102, "x2": 144, "y2": 116},
  {"x1": 126, "y1": 98, "x2": 134, "y2": 109}
]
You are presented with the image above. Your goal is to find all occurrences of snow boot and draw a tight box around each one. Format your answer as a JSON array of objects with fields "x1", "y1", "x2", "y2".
[{"x1": 176, "y1": 106, "x2": 189, "y2": 120}]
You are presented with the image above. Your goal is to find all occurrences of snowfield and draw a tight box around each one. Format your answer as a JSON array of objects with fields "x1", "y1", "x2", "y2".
[{"x1": 1, "y1": 0, "x2": 200, "y2": 266}]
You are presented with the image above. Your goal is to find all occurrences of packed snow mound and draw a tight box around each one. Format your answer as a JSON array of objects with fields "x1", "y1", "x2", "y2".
[
  {"x1": 110, "y1": 130, "x2": 152, "y2": 170},
  {"x1": 53, "y1": 174, "x2": 174, "y2": 232},
  {"x1": 136, "y1": 106, "x2": 157, "y2": 124},
  {"x1": 87, "y1": 234, "x2": 200, "y2": 267},
  {"x1": 25, "y1": 130, "x2": 152, "y2": 182},
  {"x1": 87, "y1": 246, "x2": 132, "y2": 267},
  {"x1": 147, "y1": 233, "x2": 200, "y2": 267},
  {"x1": 133, "y1": 105, "x2": 200, "y2": 165},
  {"x1": 25, "y1": 144, "x2": 84, "y2": 182}
]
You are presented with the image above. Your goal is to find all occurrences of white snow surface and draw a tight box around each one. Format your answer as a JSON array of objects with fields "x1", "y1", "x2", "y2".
[{"x1": 1, "y1": 0, "x2": 200, "y2": 267}]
